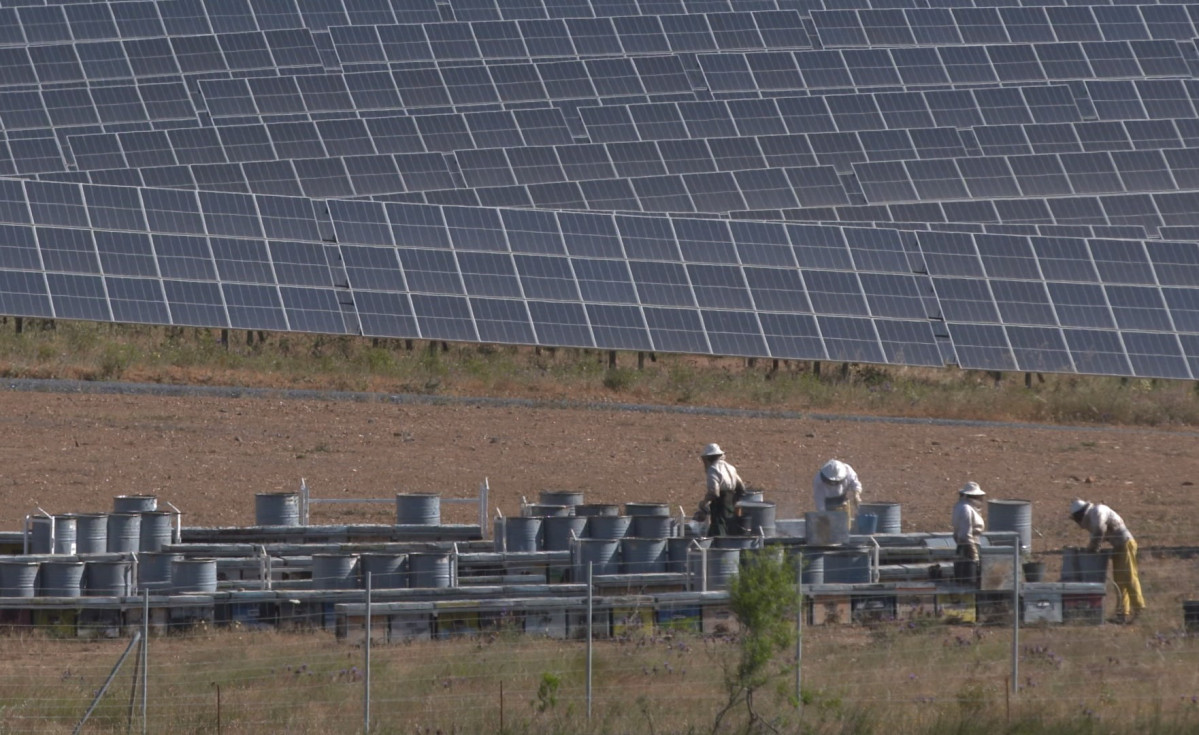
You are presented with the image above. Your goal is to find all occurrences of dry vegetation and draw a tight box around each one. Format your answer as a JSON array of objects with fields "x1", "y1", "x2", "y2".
[
  {"x1": 2, "y1": 320, "x2": 1199, "y2": 427},
  {"x1": 3, "y1": 558, "x2": 1199, "y2": 734},
  {"x1": 1, "y1": 320, "x2": 1198, "y2": 733}
]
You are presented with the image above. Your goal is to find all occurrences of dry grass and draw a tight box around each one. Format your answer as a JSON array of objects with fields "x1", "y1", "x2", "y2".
[
  {"x1": 2, "y1": 321, "x2": 1199, "y2": 428},
  {"x1": 0, "y1": 558, "x2": 1195, "y2": 734}
]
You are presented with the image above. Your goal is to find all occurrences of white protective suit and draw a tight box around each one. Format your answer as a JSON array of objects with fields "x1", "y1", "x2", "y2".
[
  {"x1": 952, "y1": 498, "x2": 986, "y2": 547},
  {"x1": 812, "y1": 465, "x2": 862, "y2": 512},
  {"x1": 1080, "y1": 503, "x2": 1133, "y2": 552}
]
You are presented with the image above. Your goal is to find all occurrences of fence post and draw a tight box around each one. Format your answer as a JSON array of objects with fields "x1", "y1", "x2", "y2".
[
  {"x1": 1011, "y1": 540, "x2": 1019, "y2": 696},
  {"x1": 586, "y1": 561, "x2": 593, "y2": 721},
  {"x1": 73, "y1": 632, "x2": 142, "y2": 735},
  {"x1": 142, "y1": 589, "x2": 149, "y2": 735},
  {"x1": 796, "y1": 551, "x2": 803, "y2": 711},
  {"x1": 364, "y1": 572, "x2": 372, "y2": 734}
]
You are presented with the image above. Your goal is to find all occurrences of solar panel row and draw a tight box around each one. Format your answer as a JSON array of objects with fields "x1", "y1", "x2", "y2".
[{"x1": 0, "y1": 0, "x2": 1193, "y2": 381}]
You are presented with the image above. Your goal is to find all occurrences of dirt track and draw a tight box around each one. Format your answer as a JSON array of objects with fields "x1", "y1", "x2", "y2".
[{"x1": 1, "y1": 383, "x2": 1194, "y2": 552}]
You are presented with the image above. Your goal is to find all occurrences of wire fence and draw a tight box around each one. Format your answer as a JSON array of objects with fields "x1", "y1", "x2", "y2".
[{"x1": 0, "y1": 557, "x2": 1194, "y2": 734}]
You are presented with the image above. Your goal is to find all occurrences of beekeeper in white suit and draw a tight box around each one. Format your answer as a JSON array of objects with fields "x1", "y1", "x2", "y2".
[
  {"x1": 952, "y1": 482, "x2": 986, "y2": 587},
  {"x1": 812, "y1": 459, "x2": 862, "y2": 528}
]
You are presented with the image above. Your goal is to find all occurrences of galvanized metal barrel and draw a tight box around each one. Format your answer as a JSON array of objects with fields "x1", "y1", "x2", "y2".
[
  {"x1": 690, "y1": 548, "x2": 741, "y2": 590},
  {"x1": 858, "y1": 502, "x2": 902, "y2": 534},
  {"x1": 311, "y1": 554, "x2": 359, "y2": 590},
  {"x1": 113, "y1": 495, "x2": 157, "y2": 513},
  {"x1": 395, "y1": 493, "x2": 440, "y2": 525},
  {"x1": 0, "y1": 559, "x2": 39, "y2": 597},
  {"x1": 504, "y1": 516, "x2": 543, "y2": 552},
  {"x1": 138, "y1": 552, "x2": 181, "y2": 591},
  {"x1": 70, "y1": 514, "x2": 108, "y2": 554},
  {"x1": 631, "y1": 515, "x2": 675, "y2": 539},
  {"x1": 171, "y1": 559, "x2": 218, "y2": 594},
  {"x1": 40, "y1": 560, "x2": 85, "y2": 597},
  {"x1": 539, "y1": 490, "x2": 584, "y2": 507},
  {"x1": 408, "y1": 552, "x2": 451, "y2": 589},
  {"x1": 360, "y1": 553, "x2": 408, "y2": 589},
  {"x1": 544, "y1": 516, "x2": 589, "y2": 551},
  {"x1": 587, "y1": 515, "x2": 632, "y2": 540},
  {"x1": 139, "y1": 511, "x2": 174, "y2": 552},
  {"x1": 824, "y1": 546, "x2": 872, "y2": 583},
  {"x1": 987, "y1": 499, "x2": 1032, "y2": 553},
  {"x1": 624, "y1": 502, "x2": 671, "y2": 517},
  {"x1": 737, "y1": 501, "x2": 777, "y2": 537},
  {"x1": 106, "y1": 513, "x2": 141, "y2": 553},
  {"x1": 255, "y1": 492, "x2": 300, "y2": 526},
  {"x1": 741, "y1": 492, "x2": 764, "y2": 503},
  {"x1": 667, "y1": 537, "x2": 711, "y2": 573},
  {"x1": 29, "y1": 517, "x2": 53, "y2": 554},
  {"x1": 621, "y1": 538, "x2": 667, "y2": 574},
  {"x1": 572, "y1": 538, "x2": 620, "y2": 579},
  {"x1": 575, "y1": 504, "x2": 619, "y2": 517},
  {"x1": 800, "y1": 550, "x2": 826, "y2": 585},
  {"x1": 31, "y1": 516, "x2": 78, "y2": 554},
  {"x1": 85, "y1": 560, "x2": 131, "y2": 596},
  {"x1": 528, "y1": 504, "x2": 573, "y2": 517}
]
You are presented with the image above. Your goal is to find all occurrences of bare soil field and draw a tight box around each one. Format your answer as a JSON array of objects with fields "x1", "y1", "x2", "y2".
[{"x1": 2, "y1": 387, "x2": 1194, "y2": 557}]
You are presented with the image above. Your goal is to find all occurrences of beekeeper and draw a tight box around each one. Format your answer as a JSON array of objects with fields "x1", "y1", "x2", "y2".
[
  {"x1": 952, "y1": 482, "x2": 986, "y2": 587},
  {"x1": 695, "y1": 443, "x2": 746, "y2": 536},
  {"x1": 813, "y1": 459, "x2": 862, "y2": 526},
  {"x1": 1070, "y1": 499, "x2": 1145, "y2": 623}
]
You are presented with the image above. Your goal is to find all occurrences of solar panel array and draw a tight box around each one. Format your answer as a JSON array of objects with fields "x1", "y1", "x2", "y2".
[{"x1": 0, "y1": 0, "x2": 1198, "y2": 379}]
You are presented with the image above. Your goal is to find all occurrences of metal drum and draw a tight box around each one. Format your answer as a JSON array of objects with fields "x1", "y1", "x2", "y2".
[
  {"x1": 690, "y1": 548, "x2": 741, "y2": 590},
  {"x1": 572, "y1": 539, "x2": 620, "y2": 579},
  {"x1": 40, "y1": 560, "x2": 85, "y2": 597},
  {"x1": 528, "y1": 504, "x2": 573, "y2": 517},
  {"x1": 255, "y1": 493, "x2": 300, "y2": 526},
  {"x1": 587, "y1": 515, "x2": 632, "y2": 540},
  {"x1": 138, "y1": 552, "x2": 180, "y2": 591},
  {"x1": 0, "y1": 559, "x2": 39, "y2": 597},
  {"x1": 624, "y1": 503, "x2": 670, "y2": 517},
  {"x1": 171, "y1": 559, "x2": 218, "y2": 594},
  {"x1": 139, "y1": 511, "x2": 174, "y2": 552},
  {"x1": 395, "y1": 493, "x2": 440, "y2": 525},
  {"x1": 737, "y1": 501, "x2": 777, "y2": 537},
  {"x1": 575, "y1": 504, "x2": 620, "y2": 517},
  {"x1": 85, "y1": 560, "x2": 131, "y2": 597},
  {"x1": 539, "y1": 490, "x2": 584, "y2": 507},
  {"x1": 106, "y1": 513, "x2": 141, "y2": 553},
  {"x1": 858, "y1": 503, "x2": 901, "y2": 534},
  {"x1": 631, "y1": 515, "x2": 675, "y2": 539},
  {"x1": 667, "y1": 537, "x2": 711, "y2": 573},
  {"x1": 408, "y1": 552, "x2": 452, "y2": 589},
  {"x1": 824, "y1": 546, "x2": 872, "y2": 584},
  {"x1": 504, "y1": 516, "x2": 543, "y2": 552},
  {"x1": 113, "y1": 495, "x2": 157, "y2": 513},
  {"x1": 311, "y1": 554, "x2": 359, "y2": 590},
  {"x1": 987, "y1": 499, "x2": 1032, "y2": 554},
  {"x1": 800, "y1": 549, "x2": 826, "y2": 585},
  {"x1": 31, "y1": 516, "x2": 78, "y2": 555},
  {"x1": 71, "y1": 514, "x2": 108, "y2": 554},
  {"x1": 544, "y1": 516, "x2": 589, "y2": 551},
  {"x1": 360, "y1": 554, "x2": 408, "y2": 589},
  {"x1": 620, "y1": 538, "x2": 667, "y2": 574}
]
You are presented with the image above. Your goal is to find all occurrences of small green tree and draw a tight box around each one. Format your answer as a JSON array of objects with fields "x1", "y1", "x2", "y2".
[{"x1": 712, "y1": 548, "x2": 799, "y2": 734}]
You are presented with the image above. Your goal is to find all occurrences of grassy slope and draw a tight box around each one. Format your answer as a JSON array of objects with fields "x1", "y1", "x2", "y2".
[{"x1": 2, "y1": 320, "x2": 1198, "y2": 428}]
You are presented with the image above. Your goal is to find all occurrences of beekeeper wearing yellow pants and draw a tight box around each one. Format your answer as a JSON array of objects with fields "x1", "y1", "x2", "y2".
[{"x1": 1070, "y1": 499, "x2": 1145, "y2": 623}]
